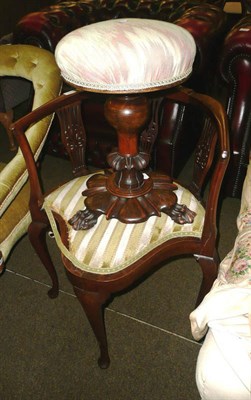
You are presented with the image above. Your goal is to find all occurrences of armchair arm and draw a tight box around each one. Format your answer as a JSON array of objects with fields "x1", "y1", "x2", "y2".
[
  {"x1": 13, "y1": 91, "x2": 89, "y2": 219},
  {"x1": 0, "y1": 45, "x2": 61, "y2": 216},
  {"x1": 164, "y1": 87, "x2": 229, "y2": 253}
]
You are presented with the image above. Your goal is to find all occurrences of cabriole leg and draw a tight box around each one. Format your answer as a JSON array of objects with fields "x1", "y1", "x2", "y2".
[
  {"x1": 28, "y1": 221, "x2": 59, "y2": 299},
  {"x1": 194, "y1": 250, "x2": 219, "y2": 306},
  {"x1": 73, "y1": 286, "x2": 111, "y2": 369}
]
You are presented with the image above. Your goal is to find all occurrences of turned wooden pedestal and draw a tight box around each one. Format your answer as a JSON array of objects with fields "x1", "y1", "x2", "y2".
[{"x1": 69, "y1": 94, "x2": 196, "y2": 230}]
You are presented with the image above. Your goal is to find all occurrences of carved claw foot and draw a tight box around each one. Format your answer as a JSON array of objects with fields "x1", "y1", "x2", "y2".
[
  {"x1": 68, "y1": 208, "x2": 101, "y2": 230},
  {"x1": 168, "y1": 203, "x2": 196, "y2": 224}
]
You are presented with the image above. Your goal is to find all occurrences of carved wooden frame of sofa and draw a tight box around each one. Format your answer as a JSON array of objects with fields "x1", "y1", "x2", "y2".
[{"x1": 12, "y1": 0, "x2": 227, "y2": 178}]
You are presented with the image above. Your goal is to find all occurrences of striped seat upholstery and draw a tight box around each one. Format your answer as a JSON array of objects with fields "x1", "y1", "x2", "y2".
[{"x1": 44, "y1": 173, "x2": 205, "y2": 275}]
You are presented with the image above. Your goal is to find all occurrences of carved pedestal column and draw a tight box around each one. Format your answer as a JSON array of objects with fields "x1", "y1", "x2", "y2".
[{"x1": 69, "y1": 95, "x2": 196, "y2": 230}]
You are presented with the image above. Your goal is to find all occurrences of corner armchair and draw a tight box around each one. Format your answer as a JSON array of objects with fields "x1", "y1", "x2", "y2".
[{"x1": 13, "y1": 84, "x2": 229, "y2": 367}]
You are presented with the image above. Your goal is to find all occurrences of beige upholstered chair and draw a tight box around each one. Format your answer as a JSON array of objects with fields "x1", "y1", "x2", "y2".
[{"x1": 0, "y1": 44, "x2": 62, "y2": 271}]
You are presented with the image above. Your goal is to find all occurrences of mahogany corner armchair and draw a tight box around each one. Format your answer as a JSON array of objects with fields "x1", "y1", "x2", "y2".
[{"x1": 13, "y1": 85, "x2": 229, "y2": 368}]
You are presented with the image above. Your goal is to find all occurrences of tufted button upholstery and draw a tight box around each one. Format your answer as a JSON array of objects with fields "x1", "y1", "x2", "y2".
[
  {"x1": 218, "y1": 15, "x2": 251, "y2": 197},
  {"x1": 0, "y1": 44, "x2": 62, "y2": 266},
  {"x1": 13, "y1": 0, "x2": 226, "y2": 76},
  {"x1": 0, "y1": 45, "x2": 61, "y2": 215}
]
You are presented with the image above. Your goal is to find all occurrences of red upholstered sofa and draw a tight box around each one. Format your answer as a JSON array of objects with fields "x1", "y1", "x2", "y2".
[
  {"x1": 12, "y1": 0, "x2": 228, "y2": 179},
  {"x1": 217, "y1": 6, "x2": 251, "y2": 197}
]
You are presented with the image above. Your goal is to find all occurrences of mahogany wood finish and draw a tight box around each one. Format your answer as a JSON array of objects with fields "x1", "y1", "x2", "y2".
[
  {"x1": 69, "y1": 94, "x2": 195, "y2": 229},
  {"x1": 13, "y1": 87, "x2": 229, "y2": 368},
  {"x1": 0, "y1": 110, "x2": 15, "y2": 151}
]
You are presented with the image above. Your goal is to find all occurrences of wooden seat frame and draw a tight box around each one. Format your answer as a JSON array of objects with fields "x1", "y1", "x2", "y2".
[{"x1": 13, "y1": 86, "x2": 229, "y2": 368}]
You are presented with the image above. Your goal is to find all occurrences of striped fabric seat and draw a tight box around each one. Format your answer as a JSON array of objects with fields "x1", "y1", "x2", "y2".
[{"x1": 43, "y1": 173, "x2": 205, "y2": 275}]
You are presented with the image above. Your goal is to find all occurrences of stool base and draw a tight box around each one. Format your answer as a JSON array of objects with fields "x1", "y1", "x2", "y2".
[{"x1": 68, "y1": 170, "x2": 196, "y2": 230}]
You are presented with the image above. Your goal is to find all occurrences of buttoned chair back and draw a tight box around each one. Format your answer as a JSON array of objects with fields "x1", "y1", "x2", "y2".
[{"x1": 0, "y1": 44, "x2": 61, "y2": 270}]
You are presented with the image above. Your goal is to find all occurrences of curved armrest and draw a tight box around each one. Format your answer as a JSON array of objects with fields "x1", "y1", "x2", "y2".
[
  {"x1": 164, "y1": 87, "x2": 230, "y2": 252},
  {"x1": 13, "y1": 91, "x2": 89, "y2": 218},
  {"x1": 0, "y1": 45, "x2": 61, "y2": 216}
]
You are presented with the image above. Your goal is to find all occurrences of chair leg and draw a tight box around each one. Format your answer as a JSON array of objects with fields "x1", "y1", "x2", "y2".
[
  {"x1": 195, "y1": 250, "x2": 219, "y2": 306},
  {"x1": 28, "y1": 221, "x2": 59, "y2": 299},
  {"x1": 73, "y1": 286, "x2": 111, "y2": 369}
]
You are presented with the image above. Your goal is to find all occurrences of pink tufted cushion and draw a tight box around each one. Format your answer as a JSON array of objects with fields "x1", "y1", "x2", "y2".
[{"x1": 55, "y1": 18, "x2": 196, "y2": 93}]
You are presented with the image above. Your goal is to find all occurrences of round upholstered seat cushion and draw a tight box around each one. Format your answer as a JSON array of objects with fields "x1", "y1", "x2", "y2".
[
  {"x1": 43, "y1": 173, "x2": 205, "y2": 275},
  {"x1": 55, "y1": 18, "x2": 196, "y2": 93}
]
